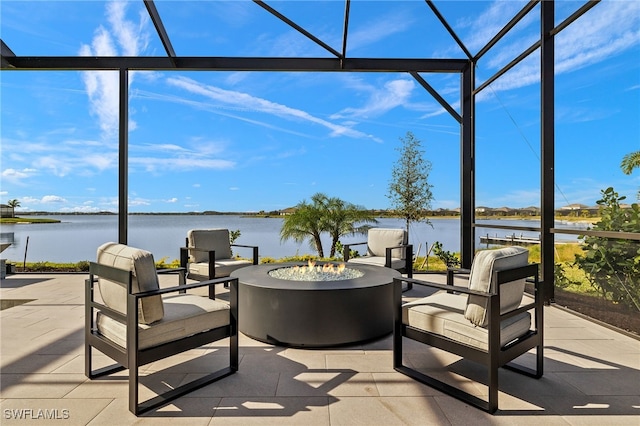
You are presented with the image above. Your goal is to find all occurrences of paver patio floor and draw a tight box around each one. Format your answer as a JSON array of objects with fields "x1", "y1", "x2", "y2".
[{"x1": 1, "y1": 273, "x2": 638, "y2": 425}]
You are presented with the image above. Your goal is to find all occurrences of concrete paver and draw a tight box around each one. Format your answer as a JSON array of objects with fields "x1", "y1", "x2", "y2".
[{"x1": 1, "y1": 273, "x2": 639, "y2": 425}]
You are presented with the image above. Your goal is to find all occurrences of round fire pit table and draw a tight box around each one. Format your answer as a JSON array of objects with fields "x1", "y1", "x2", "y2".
[{"x1": 232, "y1": 262, "x2": 400, "y2": 347}]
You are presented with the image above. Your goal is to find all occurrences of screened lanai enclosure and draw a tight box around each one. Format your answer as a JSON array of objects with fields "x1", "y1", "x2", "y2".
[{"x1": 2, "y1": 0, "x2": 639, "y2": 325}]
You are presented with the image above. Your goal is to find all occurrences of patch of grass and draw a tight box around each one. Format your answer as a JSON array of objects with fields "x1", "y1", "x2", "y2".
[
  {"x1": 155, "y1": 257, "x2": 181, "y2": 269},
  {"x1": 414, "y1": 256, "x2": 448, "y2": 271},
  {"x1": 13, "y1": 260, "x2": 90, "y2": 272},
  {"x1": 517, "y1": 243, "x2": 584, "y2": 264},
  {"x1": 0, "y1": 217, "x2": 61, "y2": 224}
]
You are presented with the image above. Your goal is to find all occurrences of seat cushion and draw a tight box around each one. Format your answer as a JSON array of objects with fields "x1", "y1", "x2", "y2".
[
  {"x1": 347, "y1": 256, "x2": 405, "y2": 271},
  {"x1": 96, "y1": 242, "x2": 164, "y2": 325},
  {"x1": 96, "y1": 293, "x2": 230, "y2": 350},
  {"x1": 366, "y1": 228, "x2": 407, "y2": 258},
  {"x1": 465, "y1": 247, "x2": 529, "y2": 327},
  {"x1": 403, "y1": 292, "x2": 531, "y2": 351},
  {"x1": 188, "y1": 258, "x2": 252, "y2": 278},
  {"x1": 187, "y1": 229, "x2": 232, "y2": 263}
]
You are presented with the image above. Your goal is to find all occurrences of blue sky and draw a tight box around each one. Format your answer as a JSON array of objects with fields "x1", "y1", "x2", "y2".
[{"x1": 1, "y1": 0, "x2": 639, "y2": 213}]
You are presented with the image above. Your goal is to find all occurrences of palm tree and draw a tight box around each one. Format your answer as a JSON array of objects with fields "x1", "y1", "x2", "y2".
[
  {"x1": 7, "y1": 199, "x2": 20, "y2": 218},
  {"x1": 621, "y1": 151, "x2": 640, "y2": 200},
  {"x1": 280, "y1": 194, "x2": 328, "y2": 257},
  {"x1": 621, "y1": 151, "x2": 640, "y2": 175},
  {"x1": 280, "y1": 193, "x2": 378, "y2": 258},
  {"x1": 324, "y1": 196, "x2": 377, "y2": 258}
]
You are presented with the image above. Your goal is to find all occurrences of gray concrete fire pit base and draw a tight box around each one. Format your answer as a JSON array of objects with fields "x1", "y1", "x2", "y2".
[{"x1": 231, "y1": 263, "x2": 401, "y2": 348}]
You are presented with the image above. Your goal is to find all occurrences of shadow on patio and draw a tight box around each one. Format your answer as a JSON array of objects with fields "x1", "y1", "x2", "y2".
[{"x1": 1, "y1": 273, "x2": 638, "y2": 425}]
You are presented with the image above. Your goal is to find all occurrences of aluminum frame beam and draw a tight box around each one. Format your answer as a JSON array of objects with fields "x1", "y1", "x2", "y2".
[
  {"x1": 143, "y1": 0, "x2": 177, "y2": 64},
  {"x1": 541, "y1": 0, "x2": 555, "y2": 302},
  {"x1": 0, "y1": 56, "x2": 469, "y2": 72},
  {"x1": 253, "y1": 0, "x2": 342, "y2": 59},
  {"x1": 118, "y1": 69, "x2": 129, "y2": 244}
]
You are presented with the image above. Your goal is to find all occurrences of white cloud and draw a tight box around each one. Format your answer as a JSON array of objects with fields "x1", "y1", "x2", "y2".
[
  {"x1": 474, "y1": 1, "x2": 640, "y2": 95},
  {"x1": 1, "y1": 168, "x2": 37, "y2": 184},
  {"x1": 106, "y1": 1, "x2": 149, "y2": 56},
  {"x1": 41, "y1": 195, "x2": 67, "y2": 203},
  {"x1": 167, "y1": 76, "x2": 378, "y2": 141},
  {"x1": 331, "y1": 79, "x2": 416, "y2": 119},
  {"x1": 556, "y1": 1, "x2": 640, "y2": 74},
  {"x1": 130, "y1": 156, "x2": 235, "y2": 173},
  {"x1": 460, "y1": 1, "x2": 534, "y2": 52},
  {"x1": 129, "y1": 198, "x2": 150, "y2": 207},
  {"x1": 347, "y1": 10, "x2": 415, "y2": 52},
  {"x1": 79, "y1": 1, "x2": 149, "y2": 137},
  {"x1": 60, "y1": 205, "x2": 102, "y2": 213},
  {"x1": 165, "y1": 198, "x2": 178, "y2": 203}
]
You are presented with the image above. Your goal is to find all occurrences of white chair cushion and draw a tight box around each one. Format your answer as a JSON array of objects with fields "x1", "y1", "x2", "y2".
[
  {"x1": 403, "y1": 292, "x2": 531, "y2": 351},
  {"x1": 465, "y1": 247, "x2": 529, "y2": 327},
  {"x1": 188, "y1": 258, "x2": 252, "y2": 278},
  {"x1": 347, "y1": 256, "x2": 406, "y2": 270},
  {"x1": 187, "y1": 229, "x2": 232, "y2": 263},
  {"x1": 96, "y1": 242, "x2": 164, "y2": 325},
  {"x1": 366, "y1": 228, "x2": 407, "y2": 259},
  {"x1": 96, "y1": 294, "x2": 230, "y2": 350}
]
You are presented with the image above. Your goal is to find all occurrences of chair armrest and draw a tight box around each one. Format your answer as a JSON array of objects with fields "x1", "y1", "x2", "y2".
[
  {"x1": 180, "y1": 246, "x2": 218, "y2": 278},
  {"x1": 157, "y1": 266, "x2": 186, "y2": 287},
  {"x1": 343, "y1": 242, "x2": 367, "y2": 262},
  {"x1": 182, "y1": 246, "x2": 213, "y2": 253},
  {"x1": 157, "y1": 267, "x2": 186, "y2": 274},
  {"x1": 396, "y1": 277, "x2": 493, "y2": 298},
  {"x1": 180, "y1": 246, "x2": 215, "y2": 265},
  {"x1": 446, "y1": 267, "x2": 471, "y2": 287},
  {"x1": 85, "y1": 270, "x2": 129, "y2": 324},
  {"x1": 232, "y1": 244, "x2": 259, "y2": 265},
  {"x1": 384, "y1": 243, "x2": 412, "y2": 253},
  {"x1": 385, "y1": 244, "x2": 413, "y2": 278},
  {"x1": 135, "y1": 276, "x2": 238, "y2": 298},
  {"x1": 404, "y1": 263, "x2": 539, "y2": 297}
]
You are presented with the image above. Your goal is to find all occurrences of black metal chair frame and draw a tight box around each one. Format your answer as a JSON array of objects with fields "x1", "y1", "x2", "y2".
[
  {"x1": 85, "y1": 262, "x2": 239, "y2": 415},
  {"x1": 393, "y1": 263, "x2": 543, "y2": 413},
  {"x1": 180, "y1": 237, "x2": 259, "y2": 288},
  {"x1": 344, "y1": 241, "x2": 413, "y2": 290}
]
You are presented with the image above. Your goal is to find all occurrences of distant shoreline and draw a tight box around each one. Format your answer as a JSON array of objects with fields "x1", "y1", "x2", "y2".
[{"x1": 2, "y1": 212, "x2": 598, "y2": 225}]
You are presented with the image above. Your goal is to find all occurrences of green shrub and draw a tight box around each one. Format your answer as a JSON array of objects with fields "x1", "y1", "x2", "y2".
[
  {"x1": 574, "y1": 187, "x2": 640, "y2": 310},
  {"x1": 432, "y1": 241, "x2": 460, "y2": 268},
  {"x1": 155, "y1": 257, "x2": 181, "y2": 269}
]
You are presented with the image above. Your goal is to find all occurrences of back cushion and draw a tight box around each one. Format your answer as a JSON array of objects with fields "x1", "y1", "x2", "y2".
[
  {"x1": 187, "y1": 229, "x2": 232, "y2": 262},
  {"x1": 464, "y1": 246, "x2": 529, "y2": 327},
  {"x1": 96, "y1": 242, "x2": 164, "y2": 325},
  {"x1": 367, "y1": 228, "x2": 407, "y2": 259}
]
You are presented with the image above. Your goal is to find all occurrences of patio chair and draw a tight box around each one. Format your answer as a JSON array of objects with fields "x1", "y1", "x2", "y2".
[
  {"x1": 181, "y1": 229, "x2": 258, "y2": 286},
  {"x1": 343, "y1": 228, "x2": 413, "y2": 289},
  {"x1": 393, "y1": 246, "x2": 543, "y2": 413},
  {"x1": 85, "y1": 242, "x2": 238, "y2": 415}
]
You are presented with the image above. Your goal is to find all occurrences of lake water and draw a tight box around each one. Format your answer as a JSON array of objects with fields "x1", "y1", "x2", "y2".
[{"x1": 0, "y1": 215, "x2": 580, "y2": 263}]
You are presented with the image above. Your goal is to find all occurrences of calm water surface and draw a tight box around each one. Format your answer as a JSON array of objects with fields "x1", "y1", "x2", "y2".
[{"x1": 0, "y1": 215, "x2": 579, "y2": 263}]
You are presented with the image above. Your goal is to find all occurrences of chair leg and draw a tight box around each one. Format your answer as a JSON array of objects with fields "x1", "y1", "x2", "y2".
[
  {"x1": 536, "y1": 340, "x2": 544, "y2": 378},
  {"x1": 129, "y1": 363, "x2": 139, "y2": 415},
  {"x1": 487, "y1": 364, "x2": 499, "y2": 414},
  {"x1": 85, "y1": 344, "x2": 125, "y2": 379},
  {"x1": 393, "y1": 281, "x2": 404, "y2": 369}
]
